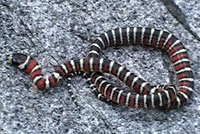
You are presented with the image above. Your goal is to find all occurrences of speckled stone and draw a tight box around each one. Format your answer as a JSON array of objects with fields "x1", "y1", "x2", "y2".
[{"x1": 0, "y1": 0, "x2": 200, "y2": 134}]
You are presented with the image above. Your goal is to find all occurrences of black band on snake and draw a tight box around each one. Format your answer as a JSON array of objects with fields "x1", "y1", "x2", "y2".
[{"x1": 7, "y1": 27, "x2": 194, "y2": 109}]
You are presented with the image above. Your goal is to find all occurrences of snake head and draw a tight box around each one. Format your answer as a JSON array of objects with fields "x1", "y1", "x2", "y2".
[{"x1": 7, "y1": 53, "x2": 28, "y2": 67}]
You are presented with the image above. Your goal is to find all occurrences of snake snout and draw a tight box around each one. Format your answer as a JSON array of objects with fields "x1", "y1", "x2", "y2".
[{"x1": 6, "y1": 53, "x2": 28, "y2": 67}]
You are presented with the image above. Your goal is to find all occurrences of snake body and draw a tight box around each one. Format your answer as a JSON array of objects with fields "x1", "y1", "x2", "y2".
[
  {"x1": 8, "y1": 27, "x2": 194, "y2": 109},
  {"x1": 87, "y1": 27, "x2": 194, "y2": 109}
]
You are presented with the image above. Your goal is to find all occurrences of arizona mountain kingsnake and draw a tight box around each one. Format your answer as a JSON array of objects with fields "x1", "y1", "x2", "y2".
[{"x1": 7, "y1": 27, "x2": 194, "y2": 109}]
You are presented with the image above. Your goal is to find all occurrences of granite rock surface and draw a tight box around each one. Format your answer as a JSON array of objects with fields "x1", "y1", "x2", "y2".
[{"x1": 0, "y1": 0, "x2": 200, "y2": 134}]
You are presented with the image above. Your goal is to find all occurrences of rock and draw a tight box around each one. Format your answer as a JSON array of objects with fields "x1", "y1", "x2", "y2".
[{"x1": 0, "y1": 0, "x2": 199, "y2": 133}]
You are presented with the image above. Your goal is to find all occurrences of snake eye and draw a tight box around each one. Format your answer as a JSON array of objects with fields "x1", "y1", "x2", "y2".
[{"x1": 7, "y1": 53, "x2": 28, "y2": 67}]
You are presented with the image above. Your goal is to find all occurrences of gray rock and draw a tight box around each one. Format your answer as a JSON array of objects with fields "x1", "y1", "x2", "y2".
[{"x1": 0, "y1": 0, "x2": 199, "y2": 134}]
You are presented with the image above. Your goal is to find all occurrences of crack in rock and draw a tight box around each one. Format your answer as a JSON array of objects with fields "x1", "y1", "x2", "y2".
[{"x1": 160, "y1": 0, "x2": 200, "y2": 42}]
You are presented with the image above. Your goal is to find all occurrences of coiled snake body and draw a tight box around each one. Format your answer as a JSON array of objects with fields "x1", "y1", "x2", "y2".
[{"x1": 7, "y1": 27, "x2": 194, "y2": 109}]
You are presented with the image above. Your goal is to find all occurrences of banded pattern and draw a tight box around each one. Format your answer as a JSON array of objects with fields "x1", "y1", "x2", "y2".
[
  {"x1": 87, "y1": 27, "x2": 194, "y2": 109},
  {"x1": 7, "y1": 27, "x2": 194, "y2": 109},
  {"x1": 8, "y1": 53, "x2": 177, "y2": 109},
  {"x1": 87, "y1": 72, "x2": 177, "y2": 109}
]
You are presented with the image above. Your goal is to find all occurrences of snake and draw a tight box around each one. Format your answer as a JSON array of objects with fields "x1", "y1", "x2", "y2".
[
  {"x1": 7, "y1": 27, "x2": 194, "y2": 109},
  {"x1": 87, "y1": 27, "x2": 194, "y2": 109}
]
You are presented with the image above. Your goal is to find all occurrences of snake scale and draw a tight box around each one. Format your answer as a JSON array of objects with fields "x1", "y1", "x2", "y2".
[{"x1": 7, "y1": 27, "x2": 194, "y2": 109}]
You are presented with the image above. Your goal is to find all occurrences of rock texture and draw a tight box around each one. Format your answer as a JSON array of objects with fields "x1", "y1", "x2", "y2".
[{"x1": 0, "y1": 0, "x2": 199, "y2": 134}]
